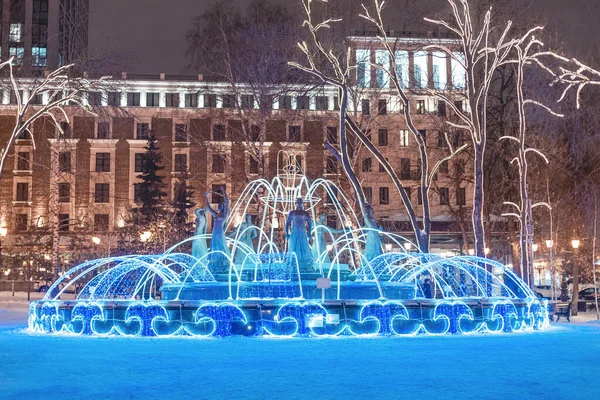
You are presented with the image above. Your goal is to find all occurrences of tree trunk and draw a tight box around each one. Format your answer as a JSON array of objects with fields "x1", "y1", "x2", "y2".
[{"x1": 473, "y1": 142, "x2": 486, "y2": 257}]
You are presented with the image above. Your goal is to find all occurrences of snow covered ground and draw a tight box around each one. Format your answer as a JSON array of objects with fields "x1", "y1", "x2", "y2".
[{"x1": 1, "y1": 293, "x2": 599, "y2": 400}]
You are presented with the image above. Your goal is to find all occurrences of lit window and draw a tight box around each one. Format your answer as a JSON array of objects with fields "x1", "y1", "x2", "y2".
[
  {"x1": 399, "y1": 130, "x2": 409, "y2": 147},
  {"x1": 375, "y1": 50, "x2": 389, "y2": 88},
  {"x1": 414, "y1": 51, "x2": 429, "y2": 89},
  {"x1": 432, "y1": 52, "x2": 447, "y2": 90},
  {"x1": 9, "y1": 23, "x2": 23, "y2": 42},
  {"x1": 356, "y1": 49, "x2": 371, "y2": 87},
  {"x1": 394, "y1": 50, "x2": 409, "y2": 88},
  {"x1": 9, "y1": 47, "x2": 25, "y2": 65},
  {"x1": 452, "y1": 52, "x2": 466, "y2": 90},
  {"x1": 32, "y1": 47, "x2": 47, "y2": 67}
]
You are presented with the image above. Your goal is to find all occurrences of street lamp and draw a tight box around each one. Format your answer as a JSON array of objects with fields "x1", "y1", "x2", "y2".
[
  {"x1": 92, "y1": 236, "x2": 101, "y2": 246},
  {"x1": 532, "y1": 243, "x2": 539, "y2": 252},
  {"x1": 484, "y1": 247, "x2": 490, "y2": 257},
  {"x1": 384, "y1": 243, "x2": 393, "y2": 253},
  {"x1": 570, "y1": 238, "x2": 581, "y2": 315},
  {"x1": 403, "y1": 242, "x2": 412, "y2": 252},
  {"x1": 140, "y1": 231, "x2": 152, "y2": 253},
  {"x1": 468, "y1": 249, "x2": 475, "y2": 256},
  {"x1": 0, "y1": 226, "x2": 7, "y2": 270}
]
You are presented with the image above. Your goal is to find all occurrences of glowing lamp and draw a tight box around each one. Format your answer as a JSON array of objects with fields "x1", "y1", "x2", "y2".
[
  {"x1": 0, "y1": 226, "x2": 7, "y2": 237},
  {"x1": 326, "y1": 244, "x2": 334, "y2": 251},
  {"x1": 532, "y1": 243, "x2": 538, "y2": 252},
  {"x1": 92, "y1": 236, "x2": 101, "y2": 245},
  {"x1": 484, "y1": 248, "x2": 490, "y2": 255},
  {"x1": 384, "y1": 243, "x2": 393, "y2": 252},
  {"x1": 140, "y1": 231, "x2": 152, "y2": 242},
  {"x1": 3, "y1": 269, "x2": 10, "y2": 276},
  {"x1": 467, "y1": 249, "x2": 475, "y2": 256},
  {"x1": 571, "y1": 239, "x2": 580, "y2": 249},
  {"x1": 545, "y1": 240, "x2": 553, "y2": 248},
  {"x1": 403, "y1": 242, "x2": 412, "y2": 251}
]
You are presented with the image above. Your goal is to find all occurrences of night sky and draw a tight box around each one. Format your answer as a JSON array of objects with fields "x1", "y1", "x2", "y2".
[{"x1": 88, "y1": 0, "x2": 600, "y2": 75}]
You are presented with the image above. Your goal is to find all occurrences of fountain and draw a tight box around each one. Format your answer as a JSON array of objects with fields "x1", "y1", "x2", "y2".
[{"x1": 28, "y1": 154, "x2": 549, "y2": 337}]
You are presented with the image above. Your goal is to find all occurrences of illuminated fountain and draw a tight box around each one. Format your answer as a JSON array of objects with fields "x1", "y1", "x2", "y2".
[{"x1": 28, "y1": 154, "x2": 548, "y2": 337}]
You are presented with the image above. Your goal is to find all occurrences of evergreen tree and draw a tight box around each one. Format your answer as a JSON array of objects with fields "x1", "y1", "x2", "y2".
[
  {"x1": 135, "y1": 133, "x2": 167, "y2": 225},
  {"x1": 172, "y1": 172, "x2": 196, "y2": 226}
]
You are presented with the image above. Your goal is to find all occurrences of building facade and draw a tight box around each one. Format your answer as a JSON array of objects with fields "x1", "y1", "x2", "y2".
[{"x1": 0, "y1": 35, "x2": 472, "y2": 268}]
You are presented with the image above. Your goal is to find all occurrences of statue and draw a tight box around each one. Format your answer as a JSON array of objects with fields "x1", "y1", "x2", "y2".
[
  {"x1": 362, "y1": 203, "x2": 382, "y2": 261},
  {"x1": 205, "y1": 188, "x2": 231, "y2": 273},
  {"x1": 191, "y1": 208, "x2": 209, "y2": 260},
  {"x1": 229, "y1": 214, "x2": 258, "y2": 262},
  {"x1": 285, "y1": 197, "x2": 314, "y2": 271},
  {"x1": 312, "y1": 212, "x2": 346, "y2": 264}
]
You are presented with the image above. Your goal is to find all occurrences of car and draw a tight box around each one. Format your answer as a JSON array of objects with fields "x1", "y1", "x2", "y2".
[
  {"x1": 535, "y1": 285, "x2": 553, "y2": 298},
  {"x1": 578, "y1": 287, "x2": 600, "y2": 301}
]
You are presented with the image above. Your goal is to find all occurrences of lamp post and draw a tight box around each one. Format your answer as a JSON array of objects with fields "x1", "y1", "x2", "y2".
[
  {"x1": 571, "y1": 239, "x2": 581, "y2": 316},
  {"x1": 532, "y1": 243, "x2": 539, "y2": 285},
  {"x1": 0, "y1": 226, "x2": 7, "y2": 278},
  {"x1": 546, "y1": 239, "x2": 554, "y2": 300},
  {"x1": 140, "y1": 231, "x2": 152, "y2": 253}
]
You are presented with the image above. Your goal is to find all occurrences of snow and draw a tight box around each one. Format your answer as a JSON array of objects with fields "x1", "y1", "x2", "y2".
[{"x1": 1, "y1": 294, "x2": 600, "y2": 400}]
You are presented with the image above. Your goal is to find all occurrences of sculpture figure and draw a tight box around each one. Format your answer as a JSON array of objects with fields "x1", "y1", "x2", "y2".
[
  {"x1": 285, "y1": 197, "x2": 314, "y2": 271},
  {"x1": 312, "y1": 212, "x2": 346, "y2": 264},
  {"x1": 191, "y1": 208, "x2": 209, "y2": 260},
  {"x1": 205, "y1": 188, "x2": 231, "y2": 273},
  {"x1": 229, "y1": 214, "x2": 258, "y2": 262},
  {"x1": 363, "y1": 203, "x2": 382, "y2": 261}
]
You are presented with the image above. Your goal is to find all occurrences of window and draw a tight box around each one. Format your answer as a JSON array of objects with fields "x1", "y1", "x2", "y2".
[
  {"x1": 400, "y1": 158, "x2": 411, "y2": 180},
  {"x1": 173, "y1": 182, "x2": 186, "y2": 203},
  {"x1": 456, "y1": 187, "x2": 466, "y2": 206},
  {"x1": 213, "y1": 124, "x2": 226, "y2": 141},
  {"x1": 326, "y1": 156, "x2": 338, "y2": 174},
  {"x1": 9, "y1": 23, "x2": 23, "y2": 42},
  {"x1": 416, "y1": 100, "x2": 426, "y2": 114},
  {"x1": 211, "y1": 184, "x2": 226, "y2": 203},
  {"x1": 316, "y1": 96, "x2": 328, "y2": 110},
  {"x1": 439, "y1": 187, "x2": 449, "y2": 205},
  {"x1": 452, "y1": 52, "x2": 466, "y2": 89},
  {"x1": 326, "y1": 126, "x2": 338, "y2": 144},
  {"x1": 375, "y1": 50, "x2": 390, "y2": 88},
  {"x1": 326, "y1": 215, "x2": 338, "y2": 229},
  {"x1": 325, "y1": 187, "x2": 338, "y2": 205},
  {"x1": 250, "y1": 125, "x2": 260, "y2": 141},
  {"x1": 59, "y1": 121, "x2": 70, "y2": 137},
  {"x1": 16, "y1": 152, "x2": 30, "y2": 170},
  {"x1": 399, "y1": 130, "x2": 409, "y2": 146},
  {"x1": 95, "y1": 183, "x2": 110, "y2": 203},
  {"x1": 58, "y1": 152, "x2": 71, "y2": 173},
  {"x1": 30, "y1": 93, "x2": 43, "y2": 104},
  {"x1": 88, "y1": 92, "x2": 102, "y2": 106},
  {"x1": 134, "y1": 183, "x2": 142, "y2": 203},
  {"x1": 16, "y1": 182, "x2": 29, "y2": 201},
  {"x1": 454, "y1": 100, "x2": 463, "y2": 113},
  {"x1": 362, "y1": 157, "x2": 372, "y2": 173},
  {"x1": 222, "y1": 94, "x2": 235, "y2": 108},
  {"x1": 58, "y1": 183, "x2": 70, "y2": 203},
  {"x1": 136, "y1": 123, "x2": 149, "y2": 140},
  {"x1": 455, "y1": 159, "x2": 465, "y2": 175},
  {"x1": 379, "y1": 158, "x2": 388, "y2": 173},
  {"x1": 356, "y1": 49, "x2": 371, "y2": 87},
  {"x1": 417, "y1": 187, "x2": 423, "y2": 205},
  {"x1": 127, "y1": 92, "x2": 140, "y2": 106},
  {"x1": 108, "y1": 92, "x2": 121, "y2": 106},
  {"x1": 185, "y1": 93, "x2": 198, "y2": 108},
  {"x1": 288, "y1": 126, "x2": 301, "y2": 142},
  {"x1": 134, "y1": 153, "x2": 144, "y2": 173},
  {"x1": 165, "y1": 93, "x2": 179, "y2": 107},
  {"x1": 174, "y1": 154, "x2": 187, "y2": 172},
  {"x1": 395, "y1": 50, "x2": 410, "y2": 89},
  {"x1": 296, "y1": 96, "x2": 309, "y2": 110},
  {"x1": 438, "y1": 101, "x2": 446, "y2": 117},
  {"x1": 241, "y1": 95, "x2": 254, "y2": 109},
  {"x1": 204, "y1": 94, "x2": 217, "y2": 108},
  {"x1": 418, "y1": 129, "x2": 427, "y2": 141},
  {"x1": 212, "y1": 154, "x2": 226, "y2": 173},
  {"x1": 249, "y1": 156, "x2": 259, "y2": 174},
  {"x1": 58, "y1": 214, "x2": 70, "y2": 232},
  {"x1": 432, "y1": 52, "x2": 447, "y2": 90},
  {"x1": 378, "y1": 99, "x2": 387, "y2": 115},
  {"x1": 94, "y1": 214, "x2": 109, "y2": 232},
  {"x1": 97, "y1": 122, "x2": 110, "y2": 139},
  {"x1": 438, "y1": 131, "x2": 448, "y2": 148},
  {"x1": 361, "y1": 99, "x2": 370, "y2": 115},
  {"x1": 378, "y1": 129, "x2": 388, "y2": 146},
  {"x1": 15, "y1": 214, "x2": 28, "y2": 231},
  {"x1": 363, "y1": 187, "x2": 373, "y2": 203},
  {"x1": 146, "y1": 92, "x2": 160, "y2": 106},
  {"x1": 95, "y1": 153, "x2": 111, "y2": 172},
  {"x1": 17, "y1": 130, "x2": 30, "y2": 140},
  {"x1": 439, "y1": 160, "x2": 449, "y2": 173},
  {"x1": 175, "y1": 124, "x2": 187, "y2": 142},
  {"x1": 414, "y1": 51, "x2": 429, "y2": 89},
  {"x1": 379, "y1": 187, "x2": 390, "y2": 205},
  {"x1": 280, "y1": 96, "x2": 292, "y2": 110},
  {"x1": 453, "y1": 131, "x2": 465, "y2": 148}
]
